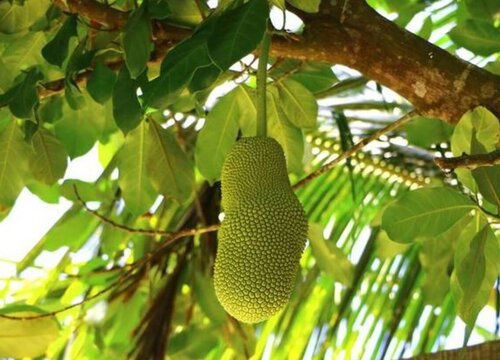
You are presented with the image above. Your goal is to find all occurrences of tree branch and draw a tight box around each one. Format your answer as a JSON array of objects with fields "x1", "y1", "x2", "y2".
[
  {"x1": 54, "y1": 0, "x2": 500, "y2": 124},
  {"x1": 435, "y1": 150, "x2": 500, "y2": 171},
  {"x1": 293, "y1": 110, "x2": 419, "y2": 189}
]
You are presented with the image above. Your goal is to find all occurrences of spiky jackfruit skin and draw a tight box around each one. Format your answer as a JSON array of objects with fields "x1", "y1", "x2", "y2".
[{"x1": 214, "y1": 137, "x2": 308, "y2": 323}]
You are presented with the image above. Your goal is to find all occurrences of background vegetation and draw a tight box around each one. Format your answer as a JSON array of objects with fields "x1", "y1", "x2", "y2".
[{"x1": 0, "y1": 0, "x2": 499, "y2": 359}]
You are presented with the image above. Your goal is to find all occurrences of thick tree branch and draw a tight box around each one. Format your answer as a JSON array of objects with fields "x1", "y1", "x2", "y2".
[
  {"x1": 56, "y1": 0, "x2": 500, "y2": 124},
  {"x1": 406, "y1": 339, "x2": 500, "y2": 360},
  {"x1": 435, "y1": 150, "x2": 500, "y2": 171}
]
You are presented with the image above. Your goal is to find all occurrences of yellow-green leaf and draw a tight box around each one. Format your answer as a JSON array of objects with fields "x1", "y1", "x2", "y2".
[{"x1": 0, "y1": 311, "x2": 59, "y2": 358}]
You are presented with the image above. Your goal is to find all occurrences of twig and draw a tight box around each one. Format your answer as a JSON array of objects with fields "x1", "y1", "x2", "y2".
[
  {"x1": 292, "y1": 110, "x2": 418, "y2": 190},
  {"x1": 434, "y1": 150, "x2": 500, "y2": 171},
  {"x1": 0, "y1": 220, "x2": 219, "y2": 321}
]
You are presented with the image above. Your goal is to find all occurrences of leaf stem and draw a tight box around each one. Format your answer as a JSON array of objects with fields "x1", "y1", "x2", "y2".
[{"x1": 256, "y1": 30, "x2": 271, "y2": 137}]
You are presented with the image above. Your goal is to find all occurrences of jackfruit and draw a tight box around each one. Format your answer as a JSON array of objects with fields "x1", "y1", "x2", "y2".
[{"x1": 214, "y1": 136, "x2": 308, "y2": 323}]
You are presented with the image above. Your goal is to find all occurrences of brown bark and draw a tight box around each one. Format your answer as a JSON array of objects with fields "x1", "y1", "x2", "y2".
[
  {"x1": 435, "y1": 150, "x2": 500, "y2": 171},
  {"x1": 405, "y1": 339, "x2": 500, "y2": 360},
  {"x1": 59, "y1": 0, "x2": 500, "y2": 124}
]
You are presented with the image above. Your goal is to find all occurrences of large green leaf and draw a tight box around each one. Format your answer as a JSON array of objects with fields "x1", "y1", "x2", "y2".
[
  {"x1": 195, "y1": 89, "x2": 240, "y2": 184},
  {"x1": 0, "y1": 0, "x2": 51, "y2": 34},
  {"x1": 472, "y1": 166, "x2": 500, "y2": 208},
  {"x1": 276, "y1": 79, "x2": 318, "y2": 129},
  {"x1": 381, "y1": 187, "x2": 476, "y2": 243},
  {"x1": 267, "y1": 88, "x2": 304, "y2": 174},
  {"x1": 405, "y1": 116, "x2": 453, "y2": 148},
  {"x1": 235, "y1": 85, "x2": 258, "y2": 136},
  {"x1": 451, "y1": 214, "x2": 500, "y2": 328},
  {"x1": 193, "y1": 270, "x2": 227, "y2": 325},
  {"x1": 449, "y1": 19, "x2": 500, "y2": 56},
  {"x1": 464, "y1": 0, "x2": 500, "y2": 22},
  {"x1": 417, "y1": 215, "x2": 471, "y2": 305},
  {"x1": 30, "y1": 128, "x2": 68, "y2": 185},
  {"x1": 41, "y1": 15, "x2": 77, "y2": 67},
  {"x1": 8, "y1": 67, "x2": 43, "y2": 119},
  {"x1": 143, "y1": 21, "x2": 214, "y2": 108},
  {"x1": 452, "y1": 107, "x2": 499, "y2": 155},
  {"x1": 0, "y1": 308, "x2": 59, "y2": 358},
  {"x1": 308, "y1": 223, "x2": 354, "y2": 286},
  {"x1": 54, "y1": 93, "x2": 106, "y2": 158},
  {"x1": 207, "y1": 0, "x2": 269, "y2": 70},
  {"x1": 118, "y1": 121, "x2": 157, "y2": 215},
  {"x1": 147, "y1": 119, "x2": 194, "y2": 202},
  {"x1": 451, "y1": 106, "x2": 500, "y2": 191},
  {"x1": 122, "y1": 4, "x2": 152, "y2": 79},
  {"x1": 87, "y1": 61, "x2": 117, "y2": 104},
  {"x1": 112, "y1": 65, "x2": 143, "y2": 134},
  {"x1": 289, "y1": 61, "x2": 337, "y2": 94},
  {"x1": 0, "y1": 119, "x2": 31, "y2": 209},
  {"x1": 0, "y1": 31, "x2": 49, "y2": 87}
]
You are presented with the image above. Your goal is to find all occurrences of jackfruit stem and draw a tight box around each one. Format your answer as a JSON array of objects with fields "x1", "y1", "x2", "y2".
[{"x1": 256, "y1": 30, "x2": 271, "y2": 138}]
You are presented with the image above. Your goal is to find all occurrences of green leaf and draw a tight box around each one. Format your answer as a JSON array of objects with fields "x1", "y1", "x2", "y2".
[
  {"x1": 267, "y1": 88, "x2": 304, "y2": 173},
  {"x1": 381, "y1": 187, "x2": 476, "y2": 243},
  {"x1": 451, "y1": 106, "x2": 499, "y2": 191},
  {"x1": 122, "y1": 4, "x2": 152, "y2": 79},
  {"x1": 86, "y1": 61, "x2": 117, "y2": 104},
  {"x1": 235, "y1": 85, "x2": 257, "y2": 136},
  {"x1": 0, "y1": 0, "x2": 51, "y2": 34},
  {"x1": 472, "y1": 166, "x2": 500, "y2": 208},
  {"x1": 451, "y1": 215, "x2": 500, "y2": 328},
  {"x1": 0, "y1": 119, "x2": 31, "y2": 209},
  {"x1": 26, "y1": 179, "x2": 60, "y2": 203},
  {"x1": 416, "y1": 17, "x2": 433, "y2": 40},
  {"x1": 289, "y1": 62, "x2": 337, "y2": 93},
  {"x1": 118, "y1": 121, "x2": 157, "y2": 215},
  {"x1": 374, "y1": 230, "x2": 410, "y2": 259},
  {"x1": 193, "y1": 271, "x2": 227, "y2": 325},
  {"x1": 286, "y1": 0, "x2": 320, "y2": 13},
  {"x1": 464, "y1": 0, "x2": 500, "y2": 22},
  {"x1": 9, "y1": 67, "x2": 43, "y2": 119},
  {"x1": 0, "y1": 309, "x2": 59, "y2": 358},
  {"x1": 41, "y1": 15, "x2": 77, "y2": 67},
  {"x1": 207, "y1": 0, "x2": 269, "y2": 70},
  {"x1": 112, "y1": 65, "x2": 143, "y2": 134},
  {"x1": 59, "y1": 179, "x2": 114, "y2": 202},
  {"x1": 165, "y1": 0, "x2": 206, "y2": 27},
  {"x1": 417, "y1": 215, "x2": 470, "y2": 305},
  {"x1": 147, "y1": 0, "x2": 171, "y2": 19},
  {"x1": 54, "y1": 92, "x2": 106, "y2": 158},
  {"x1": 147, "y1": 119, "x2": 194, "y2": 202},
  {"x1": 405, "y1": 116, "x2": 453, "y2": 148},
  {"x1": 454, "y1": 106, "x2": 500, "y2": 153},
  {"x1": 195, "y1": 89, "x2": 240, "y2": 184},
  {"x1": 37, "y1": 95, "x2": 63, "y2": 123},
  {"x1": 449, "y1": 19, "x2": 500, "y2": 56},
  {"x1": 143, "y1": 21, "x2": 215, "y2": 109},
  {"x1": 276, "y1": 79, "x2": 318, "y2": 129},
  {"x1": 0, "y1": 31, "x2": 49, "y2": 88},
  {"x1": 30, "y1": 128, "x2": 68, "y2": 185},
  {"x1": 308, "y1": 222, "x2": 354, "y2": 286},
  {"x1": 40, "y1": 207, "x2": 100, "y2": 252}
]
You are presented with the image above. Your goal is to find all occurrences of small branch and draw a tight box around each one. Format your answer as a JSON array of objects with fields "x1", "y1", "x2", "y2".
[
  {"x1": 434, "y1": 150, "x2": 500, "y2": 171},
  {"x1": 74, "y1": 185, "x2": 219, "y2": 237},
  {"x1": 292, "y1": 110, "x2": 418, "y2": 190},
  {"x1": 0, "y1": 271, "x2": 127, "y2": 320}
]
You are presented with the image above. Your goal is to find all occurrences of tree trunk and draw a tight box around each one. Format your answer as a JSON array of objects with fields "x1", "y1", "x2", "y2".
[
  {"x1": 57, "y1": 0, "x2": 500, "y2": 124},
  {"x1": 406, "y1": 340, "x2": 500, "y2": 360}
]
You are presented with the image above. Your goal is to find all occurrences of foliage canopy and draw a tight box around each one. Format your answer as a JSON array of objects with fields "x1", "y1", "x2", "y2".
[{"x1": 0, "y1": 0, "x2": 499, "y2": 359}]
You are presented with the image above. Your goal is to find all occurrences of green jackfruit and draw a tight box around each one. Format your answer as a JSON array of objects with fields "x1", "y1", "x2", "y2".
[{"x1": 214, "y1": 136, "x2": 308, "y2": 323}]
